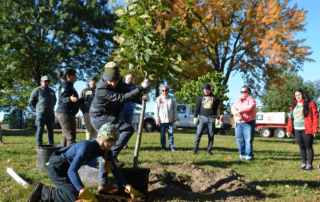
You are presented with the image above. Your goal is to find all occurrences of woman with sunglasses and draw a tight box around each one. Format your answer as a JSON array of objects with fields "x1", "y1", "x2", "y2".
[
  {"x1": 56, "y1": 69, "x2": 80, "y2": 146},
  {"x1": 286, "y1": 89, "x2": 319, "y2": 171},
  {"x1": 231, "y1": 86, "x2": 256, "y2": 161}
]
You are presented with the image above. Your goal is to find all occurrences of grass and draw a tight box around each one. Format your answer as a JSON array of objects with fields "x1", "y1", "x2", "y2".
[{"x1": 1, "y1": 128, "x2": 320, "y2": 201}]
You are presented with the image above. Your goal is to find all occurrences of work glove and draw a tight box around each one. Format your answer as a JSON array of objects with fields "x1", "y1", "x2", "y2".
[
  {"x1": 194, "y1": 118, "x2": 199, "y2": 125},
  {"x1": 313, "y1": 133, "x2": 317, "y2": 138},
  {"x1": 125, "y1": 185, "x2": 144, "y2": 199},
  {"x1": 78, "y1": 188, "x2": 98, "y2": 202},
  {"x1": 140, "y1": 79, "x2": 150, "y2": 89},
  {"x1": 286, "y1": 133, "x2": 291, "y2": 138},
  {"x1": 142, "y1": 94, "x2": 149, "y2": 101}
]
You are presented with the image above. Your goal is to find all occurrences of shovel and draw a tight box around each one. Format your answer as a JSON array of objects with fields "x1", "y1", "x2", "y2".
[{"x1": 116, "y1": 72, "x2": 150, "y2": 200}]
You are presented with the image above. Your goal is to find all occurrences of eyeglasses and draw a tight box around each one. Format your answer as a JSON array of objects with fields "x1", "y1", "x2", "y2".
[
  {"x1": 240, "y1": 91, "x2": 248, "y2": 94},
  {"x1": 162, "y1": 89, "x2": 168, "y2": 92}
]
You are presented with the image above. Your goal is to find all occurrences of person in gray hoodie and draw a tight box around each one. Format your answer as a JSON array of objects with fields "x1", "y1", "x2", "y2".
[
  {"x1": 29, "y1": 75, "x2": 57, "y2": 146},
  {"x1": 154, "y1": 85, "x2": 178, "y2": 152}
]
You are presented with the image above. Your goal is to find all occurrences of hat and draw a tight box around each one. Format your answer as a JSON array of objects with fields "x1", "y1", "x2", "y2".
[
  {"x1": 202, "y1": 83, "x2": 211, "y2": 90},
  {"x1": 97, "y1": 123, "x2": 120, "y2": 142},
  {"x1": 104, "y1": 61, "x2": 120, "y2": 81},
  {"x1": 90, "y1": 76, "x2": 98, "y2": 81},
  {"x1": 41, "y1": 75, "x2": 51, "y2": 81}
]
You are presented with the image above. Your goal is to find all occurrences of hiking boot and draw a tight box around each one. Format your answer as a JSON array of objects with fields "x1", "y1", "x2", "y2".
[
  {"x1": 28, "y1": 181, "x2": 44, "y2": 202},
  {"x1": 114, "y1": 158, "x2": 125, "y2": 168},
  {"x1": 206, "y1": 149, "x2": 212, "y2": 156},
  {"x1": 192, "y1": 148, "x2": 198, "y2": 155}
]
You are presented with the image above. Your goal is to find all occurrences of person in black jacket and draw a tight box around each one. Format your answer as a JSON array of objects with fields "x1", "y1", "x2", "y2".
[
  {"x1": 89, "y1": 61, "x2": 150, "y2": 193},
  {"x1": 193, "y1": 83, "x2": 220, "y2": 155},
  {"x1": 56, "y1": 69, "x2": 80, "y2": 146},
  {"x1": 79, "y1": 76, "x2": 98, "y2": 140}
]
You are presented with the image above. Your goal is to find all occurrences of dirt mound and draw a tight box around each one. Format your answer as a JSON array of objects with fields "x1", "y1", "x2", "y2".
[{"x1": 141, "y1": 162, "x2": 261, "y2": 201}]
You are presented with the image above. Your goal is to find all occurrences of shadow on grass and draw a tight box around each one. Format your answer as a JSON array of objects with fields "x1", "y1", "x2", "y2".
[{"x1": 2, "y1": 129, "x2": 36, "y2": 137}]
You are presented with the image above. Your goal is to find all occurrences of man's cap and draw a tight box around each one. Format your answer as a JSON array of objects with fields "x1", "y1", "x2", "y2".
[
  {"x1": 90, "y1": 76, "x2": 98, "y2": 81},
  {"x1": 104, "y1": 61, "x2": 120, "y2": 81},
  {"x1": 97, "y1": 123, "x2": 120, "y2": 142},
  {"x1": 202, "y1": 83, "x2": 211, "y2": 90},
  {"x1": 41, "y1": 75, "x2": 51, "y2": 81}
]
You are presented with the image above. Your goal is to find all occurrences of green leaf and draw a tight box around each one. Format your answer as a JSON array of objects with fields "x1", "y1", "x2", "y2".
[
  {"x1": 144, "y1": 36, "x2": 151, "y2": 44},
  {"x1": 187, "y1": 0, "x2": 193, "y2": 9},
  {"x1": 170, "y1": 19, "x2": 179, "y2": 27},
  {"x1": 25, "y1": 26, "x2": 32, "y2": 33},
  {"x1": 172, "y1": 65, "x2": 182, "y2": 72},
  {"x1": 144, "y1": 53, "x2": 149, "y2": 62},
  {"x1": 137, "y1": 17, "x2": 146, "y2": 26},
  {"x1": 115, "y1": 9, "x2": 125, "y2": 17},
  {"x1": 139, "y1": 14, "x2": 150, "y2": 18},
  {"x1": 122, "y1": 39, "x2": 134, "y2": 46},
  {"x1": 124, "y1": 28, "x2": 135, "y2": 37},
  {"x1": 115, "y1": 56, "x2": 124, "y2": 61},
  {"x1": 129, "y1": 18, "x2": 137, "y2": 26}
]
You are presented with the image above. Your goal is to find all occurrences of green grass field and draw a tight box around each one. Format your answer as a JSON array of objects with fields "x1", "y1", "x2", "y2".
[{"x1": 1, "y1": 128, "x2": 320, "y2": 201}]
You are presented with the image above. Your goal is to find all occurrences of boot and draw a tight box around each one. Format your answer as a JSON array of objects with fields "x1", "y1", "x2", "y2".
[
  {"x1": 192, "y1": 148, "x2": 198, "y2": 155},
  {"x1": 28, "y1": 181, "x2": 44, "y2": 202},
  {"x1": 61, "y1": 137, "x2": 67, "y2": 147},
  {"x1": 41, "y1": 186, "x2": 53, "y2": 202},
  {"x1": 206, "y1": 148, "x2": 212, "y2": 156}
]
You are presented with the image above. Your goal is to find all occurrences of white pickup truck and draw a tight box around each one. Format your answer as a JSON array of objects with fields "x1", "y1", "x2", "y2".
[{"x1": 143, "y1": 104, "x2": 232, "y2": 133}]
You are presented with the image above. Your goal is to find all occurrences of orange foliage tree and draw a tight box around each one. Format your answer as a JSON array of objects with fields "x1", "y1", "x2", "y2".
[{"x1": 168, "y1": 0, "x2": 314, "y2": 95}]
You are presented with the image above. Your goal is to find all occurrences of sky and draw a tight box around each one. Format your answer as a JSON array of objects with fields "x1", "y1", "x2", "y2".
[{"x1": 1, "y1": 0, "x2": 319, "y2": 121}]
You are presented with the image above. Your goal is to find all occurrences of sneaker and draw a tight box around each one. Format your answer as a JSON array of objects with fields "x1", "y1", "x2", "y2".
[
  {"x1": 239, "y1": 155, "x2": 245, "y2": 160},
  {"x1": 28, "y1": 181, "x2": 44, "y2": 202},
  {"x1": 161, "y1": 148, "x2": 167, "y2": 151},
  {"x1": 123, "y1": 145, "x2": 128, "y2": 149},
  {"x1": 300, "y1": 164, "x2": 307, "y2": 170},
  {"x1": 171, "y1": 148, "x2": 177, "y2": 152},
  {"x1": 206, "y1": 150, "x2": 212, "y2": 156},
  {"x1": 245, "y1": 156, "x2": 253, "y2": 161},
  {"x1": 304, "y1": 165, "x2": 313, "y2": 171}
]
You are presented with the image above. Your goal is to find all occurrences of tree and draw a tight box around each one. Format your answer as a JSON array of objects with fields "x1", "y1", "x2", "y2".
[
  {"x1": 168, "y1": 0, "x2": 314, "y2": 95},
  {"x1": 175, "y1": 72, "x2": 229, "y2": 112},
  {"x1": 260, "y1": 71, "x2": 320, "y2": 112},
  {"x1": 0, "y1": 0, "x2": 116, "y2": 112},
  {"x1": 110, "y1": 0, "x2": 194, "y2": 97}
]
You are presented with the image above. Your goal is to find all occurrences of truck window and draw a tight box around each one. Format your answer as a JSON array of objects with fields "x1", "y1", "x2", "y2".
[
  {"x1": 177, "y1": 106, "x2": 186, "y2": 114},
  {"x1": 256, "y1": 115, "x2": 263, "y2": 120}
]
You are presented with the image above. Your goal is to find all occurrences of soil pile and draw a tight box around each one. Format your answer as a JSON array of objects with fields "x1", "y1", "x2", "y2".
[{"x1": 142, "y1": 162, "x2": 261, "y2": 201}]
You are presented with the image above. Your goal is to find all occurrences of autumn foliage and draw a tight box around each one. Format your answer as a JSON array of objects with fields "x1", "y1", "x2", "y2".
[{"x1": 167, "y1": 0, "x2": 313, "y2": 93}]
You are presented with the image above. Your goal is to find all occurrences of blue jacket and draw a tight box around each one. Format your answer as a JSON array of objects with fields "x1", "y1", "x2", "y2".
[
  {"x1": 61, "y1": 140, "x2": 128, "y2": 191},
  {"x1": 29, "y1": 86, "x2": 56, "y2": 115},
  {"x1": 56, "y1": 81, "x2": 80, "y2": 116},
  {"x1": 120, "y1": 82, "x2": 137, "y2": 114}
]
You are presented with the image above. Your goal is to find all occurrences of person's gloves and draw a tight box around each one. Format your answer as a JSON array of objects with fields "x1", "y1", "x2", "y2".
[
  {"x1": 140, "y1": 79, "x2": 150, "y2": 89},
  {"x1": 78, "y1": 188, "x2": 98, "y2": 202},
  {"x1": 194, "y1": 118, "x2": 199, "y2": 125},
  {"x1": 313, "y1": 133, "x2": 317, "y2": 138},
  {"x1": 125, "y1": 185, "x2": 144, "y2": 199},
  {"x1": 142, "y1": 94, "x2": 149, "y2": 101},
  {"x1": 286, "y1": 133, "x2": 291, "y2": 138}
]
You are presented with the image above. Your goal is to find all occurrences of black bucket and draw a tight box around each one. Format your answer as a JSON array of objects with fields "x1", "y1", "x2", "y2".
[
  {"x1": 37, "y1": 145, "x2": 62, "y2": 170},
  {"x1": 117, "y1": 168, "x2": 150, "y2": 199}
]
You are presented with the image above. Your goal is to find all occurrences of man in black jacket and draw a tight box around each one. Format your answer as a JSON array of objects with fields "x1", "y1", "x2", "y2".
[
  {"x1": 89, "y1": 61, "x2": 150, "y2": 193},
  {"x1": 193, "y1": 83, "x2": 220, "y2": 155}
]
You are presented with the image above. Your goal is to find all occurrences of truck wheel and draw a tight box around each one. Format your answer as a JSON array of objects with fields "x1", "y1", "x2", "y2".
[
  {"x1": 260, "y1": 128, "x2": 272, "y2": 138},
  {"x1": 274, "y1": 128, "x2": 286, "y2": 139},
  {"x1": 145, "y1": 121, "x2": 155, "y2": 132}
]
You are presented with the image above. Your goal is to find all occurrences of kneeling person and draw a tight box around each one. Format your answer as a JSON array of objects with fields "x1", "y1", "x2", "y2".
[{"x1": 28, "y1": 123, "x2": 143, "y2": 202}]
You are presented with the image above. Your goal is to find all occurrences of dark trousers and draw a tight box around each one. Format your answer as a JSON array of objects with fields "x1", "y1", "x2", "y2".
[
  {"x1": 46, "y1": 152, "x2": 78, "y2": 202},
  {"x1": 194, "y1": 116, "x2": 215, "y2": 150},
  {"x1": 295, "y1": 130, "x2": 314, "y2": 165},
  {"x1": 56, "y1": 113, "x2": 76, "y2": 146},
  {"x1": 91, "y1": 115, "x2": 134, "y2": 186}
]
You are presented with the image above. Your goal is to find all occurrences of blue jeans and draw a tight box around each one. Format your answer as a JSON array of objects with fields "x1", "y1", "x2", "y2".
[
  {"x1": 36, "y1": 114, "x2": 55, "y2": 145},
  {"x1": 235, "y1": 120, "x2": 255, "y2": 159},
  {"x1": 160, "y1": 123, "x2": 174, "y2": 149},
  {"x1": 119, "y1": 112, "x2": 134, "y2": 126},
  {"x1": 194, "y1": 116, "x2": 215, "y2": 150},
  {"x1": 90, "y1": 116, "x2": 134, "y2": 186}
]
